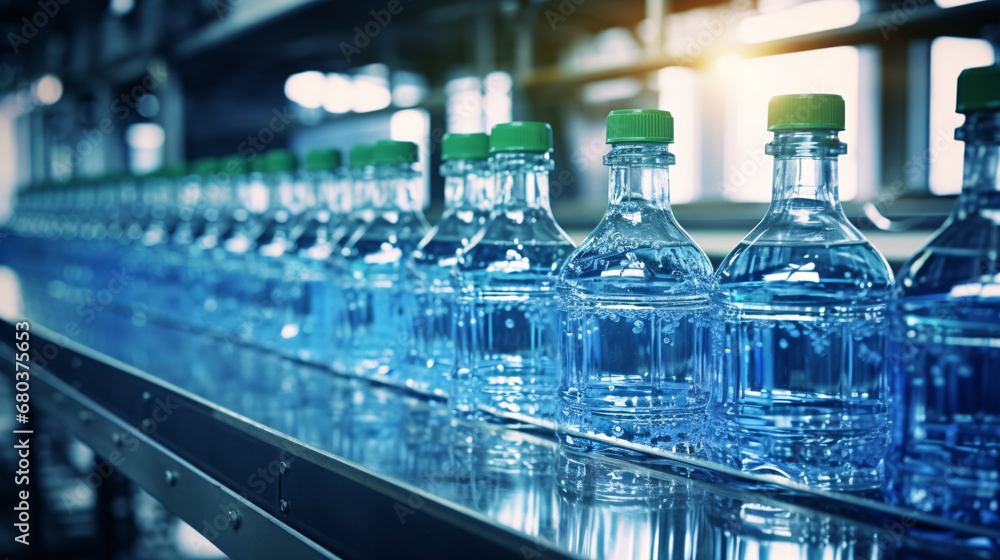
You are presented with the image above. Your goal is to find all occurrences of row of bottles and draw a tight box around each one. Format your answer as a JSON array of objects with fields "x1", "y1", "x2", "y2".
[{"x1": 2, "y1": 66, "x2": 997, "y2": 525}]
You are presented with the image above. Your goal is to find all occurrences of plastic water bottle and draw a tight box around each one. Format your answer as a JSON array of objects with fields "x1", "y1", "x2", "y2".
[
  {"x1": 451, "y1": 122, "x2": 575, "y2": 422},
  {"x1": 329, "y1": 144, "x2": 377, "y2": 372},
  {"x1": 284, "y1": 148, "x2": 349, "y2": 364},
  {"x1": 171, "y1": 158, "x2": 219, "y2": 328},
  {"x1": 195, "y1": 155, "x2": 247, "y2": 325},
  {"x1": 245, "y1": 150, "x2": 307, "y2": 347},
  {"x1": 557, "y1": 109, "x2": 713, "y2": 455},
  {"x1": 887, "y1": 65, "x2": 1000, "y2": 523},
  {"x1": 134, "y1": 163, "x2": 186, "y2": 322},
  {"x1": 339, "y1": 140, "x2": 429, "y2": 378},
  {"x1": 708, "y1": 94, "x2": 894, "y2": 490},
  {"x1": 403, "y1": 132, "x2": 492, "y2": 396},
  {"x1": 216, "y1": 155, "x2": 269, "y2": 337}
]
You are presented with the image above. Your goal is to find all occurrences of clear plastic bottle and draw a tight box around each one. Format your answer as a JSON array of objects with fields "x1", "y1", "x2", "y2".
[
  {"x1": 339, "y1": 140, "x2": 429, "y2": 378},
  {"x1": 403, "y1": 132, "x2": 493, "y2": 396},
  {"x1": 329, "y1": 144, "x2": 377, "y2": 373},
  {"x1": 134, "y1": 163, "x2": 186, "y2": 323},
  {"x1": 451, "y1": 122, "x2": 575, "y2": 422},
  {"x1": 197, "y1": 155, "x2": 248, "y2": 326},
  {"x1": 171, "y1": 157, "x2": 219, "y2": 329},
  {"x1": 887, "y1": 65, "x2": 1000, "y2": 524},
  {"x1": 217, "y1": 155, "x2": 270, "y2": 337},
  {"x1": 284, "y1": 148, "x2": 349, "y2": 365},
  {"x1": 244, "y1": 150, "x2": 308, "y2": 348},
  {"x1": 557, "y1": 109, "x2": 713, "y2": 455},
  {"x1": 708, "y1": 94, "x2": 894, "y2": 490}
]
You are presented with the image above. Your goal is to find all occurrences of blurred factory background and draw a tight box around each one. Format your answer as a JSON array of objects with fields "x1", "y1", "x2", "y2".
[{"x1": 1, "y1": 0, "x2": 999, "y2": 263}]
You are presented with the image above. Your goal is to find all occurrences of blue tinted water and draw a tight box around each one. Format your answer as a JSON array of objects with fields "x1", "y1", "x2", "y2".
[
  {"x1": 453, "y1": 240, "x2": 572, "y2": 421},
  {"x1": 709, "y1": 241, "x2": 892, "y2": 489},
  {"x1": 342, "y1": 230, "x2": 423, "y2": 377},
  {"x1": 283, "y1": 220, "x2": 339, "y2": 365},
  {"x1": 888, "y1": 230, "x2": 1000, "y2": 523},
  {"x1": 404, "y1": 237, "x2": 466, "y2": 396},
  {"x1": 559, "y1": 244, "x2": 712, "y2": 454}
]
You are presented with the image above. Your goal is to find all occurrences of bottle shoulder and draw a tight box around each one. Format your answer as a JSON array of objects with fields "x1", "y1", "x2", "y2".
[
  {"x1": 470, "y1": 208, "x2": 573, "y2": 244},
  {"x1": 459, "y1": 208, "x2": 575, "y2": 267},
  {"x1": 743, "y1": 201, "x2": 868, "y2": 246},
  {"x1": 714, "y1": 240, "x2": 894, "y2": 306},
  {"x1": 558, "y1": 214, "x2": 714, "y2": 296},
  {"x1": 416, "y1": 211, "x2": 489, "y2": 252},
  {"x1": 344, "y1": 211, "x2": 428, "y2": 246},
  {"x1": 895, "y1": 216, "x2": 1000, "y2": 301}
]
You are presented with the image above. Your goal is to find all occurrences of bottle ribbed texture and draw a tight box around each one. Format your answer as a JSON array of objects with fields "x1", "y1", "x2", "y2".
[
  {"x1": 490, "y1": 122, "x2": 552, "y2": 153},
  {"x1": 306, "y1": 148, "x2": 342, "y2": 171},
  {"x1": 349, "y1": 144, "x2": 373, "y2": 168},
  {"x1": 372, "y1": 140, "x2": 418, "y2": 164},
  {"x1": 606, "y1": 109, "x2": 674, "y2": 143},
  {"x1": 264, "y1": 149, "x2": 298, "y2": 172},
  {"x1": 767, "y1": 93, "x2": 845, "y2": 131},
  {"x1": 442, "y1": 133, "x2": 489, "y2": 160}
]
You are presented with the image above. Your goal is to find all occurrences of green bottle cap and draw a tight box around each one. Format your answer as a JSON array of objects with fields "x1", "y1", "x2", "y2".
[
  {"x1": 957, "y1": 65, "x2": 1000, "y2": 113},
  {"x1": 306, "y1": 148, "x2": 343, "y2": 170},
  {"x1": 349, "y1": 144, "x2": 374, "y2": 168},
  {"x1": 606, "y1": 109, "x2": 674, "y2": 143},
  {"x1": 191, "y1": 157, "x2": 218, "y2": 177},
  {"x1": 372, "y1": 140, "x2": 418, "y2": 164},
  {"x1": 767, "y1": 93, "x2": 845, "y2": 131},
  {"x1": 265, "y1": 149, "x2": 298, "y2": 172},
  {"x1": 162, "y1": 162, "x2": 188, "y2": 178},
  {"x1": 490, "y1": 122, "x2": 552, "y2": 153},
  {"x1": 442, "y1": 133, "x2": 489, "y2": 160},
  {"x1": 219, "y1": 155, "x2": 249, "y2": 175},
  {"x1": 250, "y1": 154, "x2": 268, "y2": 172}
]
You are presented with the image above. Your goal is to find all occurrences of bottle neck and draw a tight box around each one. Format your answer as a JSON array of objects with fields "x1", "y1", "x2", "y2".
[
  {"x1": 605, "y1": 143, "x2": 675, "y2": 216},
  {"x1": 270, "y1": 171, "x2": 310, "y2": 216},
  {"x1": 201, "y1": 176, "x2": 233, "y2": 212},
  {"x1": 376, "y1": 162, "x2": 423, "y2": 213},
  {"x1": 491, "y1": 151, "x2": 555, "y2": 211},
  {"x1": 177, "y1": 176, "x2": 202, "y2": 218},
  {"x1": 351, "y1": 165, "x2": 377, "y2": 212},
  {"x1": 765, "y1": 130, "x2": 846, "y2": 211},
  {"x1": 956, "y1": 110, "x2": 1000, "y2": 201},
  {"x1": 440, "y1": 158, "x2": 492, "y2": 211},
  {"x1": 309, "y1": 169, "x2": 350, "y2": 214}
]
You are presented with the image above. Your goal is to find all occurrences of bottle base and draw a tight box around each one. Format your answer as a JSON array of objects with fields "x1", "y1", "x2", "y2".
[
  {"x1": 707, "y1": 415, "x2": 888, "y2": 491},
  {"x1": 886, "y1": 454, "x2": 1000, "y2": 526},
  {"x1": 557, "y1": 401, "x2": 705, "y2": 457}
]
